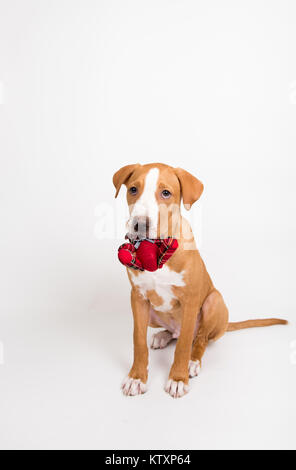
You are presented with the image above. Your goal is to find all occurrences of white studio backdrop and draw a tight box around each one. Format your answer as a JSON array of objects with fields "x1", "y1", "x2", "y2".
[{"x1": 0, "y1": 0, "x2": 295, "y2": 450}]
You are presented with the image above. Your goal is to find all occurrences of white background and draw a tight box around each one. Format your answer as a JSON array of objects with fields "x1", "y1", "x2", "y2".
[{"x1": 0, "y1": 0, "x2": 296, "y2": 450}]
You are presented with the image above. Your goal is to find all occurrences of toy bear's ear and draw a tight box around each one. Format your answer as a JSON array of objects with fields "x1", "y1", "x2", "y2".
[
  {"x1": 174, "y1": 167, "x2": 204, "y2": 210},
  {"x1": 113, "y1": 164, "x2": 141, "y2": 198}
]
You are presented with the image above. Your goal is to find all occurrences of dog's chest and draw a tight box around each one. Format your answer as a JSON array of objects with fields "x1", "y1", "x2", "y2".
[{"x1": 129, "y1": 266, "x2": 185, "y2": 313}]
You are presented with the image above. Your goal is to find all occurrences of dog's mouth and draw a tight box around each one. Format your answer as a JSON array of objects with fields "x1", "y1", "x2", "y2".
[{"x1": 125, "y1": 232, "x2": 147, "y2": 242}]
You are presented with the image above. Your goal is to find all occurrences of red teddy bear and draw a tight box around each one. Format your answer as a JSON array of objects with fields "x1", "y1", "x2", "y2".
[{"x1": 118, "y1": 238, "x2": 178, "y2": 272}]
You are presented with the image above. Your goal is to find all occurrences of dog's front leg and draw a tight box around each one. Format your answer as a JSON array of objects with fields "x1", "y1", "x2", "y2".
[
  {"x1": 165, "y1": 299, "x2": 198, "y2": 398},
  {"x1": 122, "y1": 289, "x2": 149, "y2": 396}
]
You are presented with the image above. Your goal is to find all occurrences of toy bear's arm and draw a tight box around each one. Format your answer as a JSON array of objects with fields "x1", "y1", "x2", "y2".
[{"x1": 118, "y1": 243, "x2": 144, "y2": 270}]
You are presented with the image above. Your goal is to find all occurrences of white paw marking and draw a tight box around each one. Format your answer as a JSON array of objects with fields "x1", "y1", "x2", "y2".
[
  {"x1": 188, "y1": 360, "x2": 201, "y2": 378},
  {"x1": 165, "y1": 379, "x2": 189, "y2": 398},
  {"x1": 151, "y1": 330, "x2": 173, "y2": 349},
  {"x1": 121, "y1": 377, "x2": 147, "y2": 396}
]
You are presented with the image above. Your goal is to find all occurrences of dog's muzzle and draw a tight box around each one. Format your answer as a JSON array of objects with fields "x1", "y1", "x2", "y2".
[{"x1": 128, "y1": 216, "x2": 150, "y2": 241}]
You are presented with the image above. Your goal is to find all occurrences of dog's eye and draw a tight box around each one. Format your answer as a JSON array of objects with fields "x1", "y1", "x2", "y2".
[
  {"x1": 161, "y1": 190, "x2": 171, "y2": 199},
  {"x1": 129, "y1": 186, "x2": 138, "y2": 195}
]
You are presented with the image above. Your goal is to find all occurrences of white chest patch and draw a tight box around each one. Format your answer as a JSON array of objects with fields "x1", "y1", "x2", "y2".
[{"x1": 130, "y1": 265, "x2": 185, "y2": 312}]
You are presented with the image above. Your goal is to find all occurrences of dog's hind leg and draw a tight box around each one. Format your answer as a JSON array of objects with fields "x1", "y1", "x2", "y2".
[
  {"x1": 151, "y1": 330, "x2": 174, "y2": 349},
  {"x1": 189, "y1": 290, "x2": 229, "y2": 377}
]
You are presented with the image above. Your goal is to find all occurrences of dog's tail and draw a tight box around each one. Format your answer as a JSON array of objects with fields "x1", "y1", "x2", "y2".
[{"x1": 227, "y1": 318, "x2": 288, "y2": 332}]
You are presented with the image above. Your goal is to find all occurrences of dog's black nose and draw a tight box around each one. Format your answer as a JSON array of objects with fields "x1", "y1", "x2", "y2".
[{"x1": 132, "y1": 216, "x2": 150, "y2": 236}]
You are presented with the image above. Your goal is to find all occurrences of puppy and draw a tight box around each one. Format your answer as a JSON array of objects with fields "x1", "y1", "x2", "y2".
[{"x1": 113, "y1": 163, "x2": 287, "y2": 398}]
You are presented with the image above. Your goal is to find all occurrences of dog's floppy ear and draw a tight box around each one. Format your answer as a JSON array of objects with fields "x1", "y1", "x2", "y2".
[
  {"x1": 174, "y1": 167, "x2": 204, "y2": 210},
  {"x1": 113, "y1": 164, "x2": 140, "y2": 198}
]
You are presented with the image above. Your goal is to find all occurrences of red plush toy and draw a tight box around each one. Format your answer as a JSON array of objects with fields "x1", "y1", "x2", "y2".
[{"x1": 118, "y1": 237, "x2": 178, "y2": 272}]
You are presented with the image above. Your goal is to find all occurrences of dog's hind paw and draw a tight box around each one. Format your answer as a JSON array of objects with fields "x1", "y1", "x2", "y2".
[
  {"x1": 151, "y1": 330, "x2": 173, "y2": 349},
  {"x1": 188, "y1": 360, "x2": 200, "y2": 378},
  {"x1": 121, "y1": 377, "x2": 147, "y2": 396},
  {"x1": 165, "y1": 379, "x2": 189, "y2": 398}
]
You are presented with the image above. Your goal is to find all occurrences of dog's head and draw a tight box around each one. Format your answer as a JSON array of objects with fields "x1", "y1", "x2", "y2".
[{"x1": 113, "y1": 163, "x2": 203, "y2": 240}]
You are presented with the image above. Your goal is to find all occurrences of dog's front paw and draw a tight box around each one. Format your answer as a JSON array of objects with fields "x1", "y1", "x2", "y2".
[
  {"x1": 121, "y1": 377, "x2": 147, "y2": 396},
  {"x1": 188, "y1": 360, "x2": 201, "y2": 378},
  {"x1": 165, "y1": 379, "x2": 189, "y2": 398}
]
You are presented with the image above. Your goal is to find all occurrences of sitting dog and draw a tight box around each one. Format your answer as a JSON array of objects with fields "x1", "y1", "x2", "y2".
[{"x1": 113, "y1": 163, "x2": 287, "y2": 398}]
